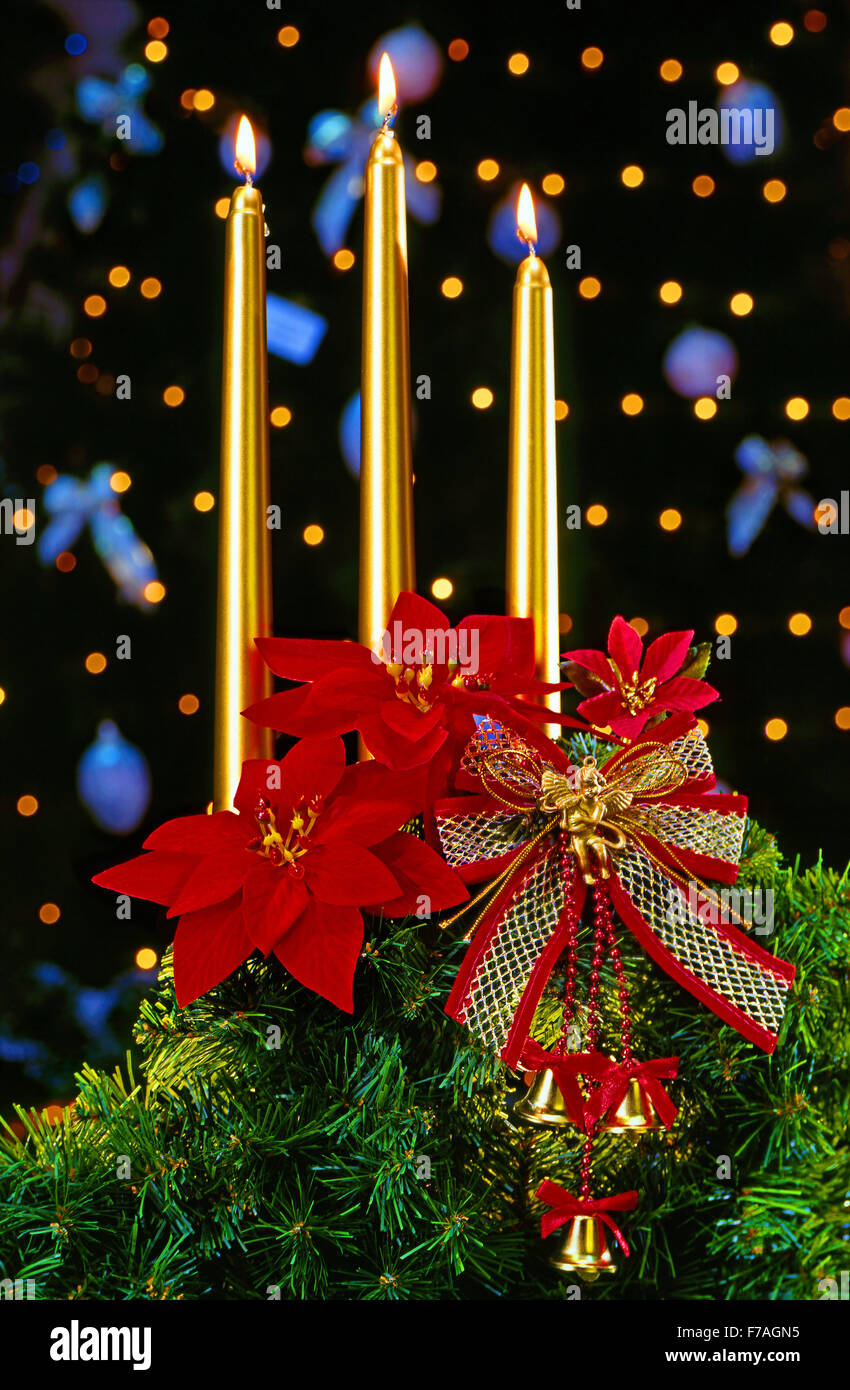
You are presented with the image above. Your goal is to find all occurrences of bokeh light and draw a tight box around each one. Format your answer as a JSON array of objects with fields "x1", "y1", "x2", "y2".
[
  {"x1": 621, "y1": 165, "x2": 645, "y2": 188},
  {"x1": 763, "y1": 179, "x2": 786, "y2": 203},
  {"x1": 715, "y1": 62, "x2": 740, "y2": 85},
  {"x1": 578, "y1": 276, "x2": 601, "y2": 299},
  {"x1": 108, "y1": 266, "x2": 130, "y2": 288},
  {"x1": 83, "y1": 295, "x2": 106, "y2": 317},
  {"x1": 477, "y1": 158, "x2": 500, "y2": 181},
  {"x1": 788, "y1": 612, "x2": 812, "y2": 636},
  {"x1": 431, "y1": 577, "x2": 453, "y2": 600},
  {"x1": 448, "y1": 39, "x2": 469, "y2": 62},
  {"x1": 441, "y1": 277, "x2": 463, "y2": 299},
  {"x1": 621, "y1": 393, "x2": 644, "y2": 416},
  {"x1": 541, "y1": 173, "x2": 565, "y2": 196},
  {"x1": 39, "y1": 903, "x2": 61, "y2": 924},
  {"x1": 303, "y1": 525, "x2": 325, "y2": 546},
  {"x1": 109, "y1": 470, "x2": 131, "y2": 493},
  {"x1": 715, "y1": 613, "x2": 738, "y2": 635},
  {"x1": 508, "y1": 53, "x2": 530, "y2": 75},
  {"x1": 178, "y1": 694, "x2": 200, "y2": 715},
  {"x1": 333, "y1": 248, "x2": 355, "y2": 270},
  {"x1": 764, "y1": 717, "x2": 788, "y2": 741},
  {"x1": 277, "y1": 25, "x2": 300, "y2": 47},
  {"x1": 659, "y1": 281, "x2": 683, "y2": 304},
  {"x1": 471, "y1": 387, "x2": 494, "y2": 409},
  {"x1": 270, "y1": 406, "x2": 292, "y2": 427},
  {"x1": 730, "y1": 292, "x2": 754, "y2": 316},
  {"x1": 85, "y1": 652, "x2": 107, "y2": 674},
  {"x1": 17, "y1": 795, "x2": 38, "y2": 817},
  {"x1": 769, "y1": 22, "x2": 794, "y2": 46},
  {"x1": 163, "y1": 385, "x2": 185, "y2": 407},
  {"x1": 692, "y1": 175, "x2": 715, "y2": 198},
  {"x1": 694, "y1": 397, "x2": 717, "y2": 419},
  {"x1": 581, "y1": 47, "x2": 604, "y2": 70},
  {"x1": 194, "y1": 491, "x2": 215, "y2": 512},
  {"x1": 659, "y1": 508, "x2": 683, "y2": 531},
  {"x1": 785, "y1": 397, "x2": 809, "y2": 421},
  {"x1": 140, "y1": 277, "x2": 162, "y2": 299},
  {"x1": 586, "y1": 504, "x2": 608, "y2": 527},
  {"x1": 660, "y1": 59, "x2": 683, "y2": 82}
]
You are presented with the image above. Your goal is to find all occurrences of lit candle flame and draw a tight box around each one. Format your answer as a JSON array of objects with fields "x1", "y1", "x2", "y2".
[
  {"x1": 517, "y1": 183, "x2": 537, "y2": 248},
  {"x1": 235, "y1": 115, "x2": 256, "y2": 179},
  {"x1": 378, "y1": 52, "x2": 397, "y2": 121}
]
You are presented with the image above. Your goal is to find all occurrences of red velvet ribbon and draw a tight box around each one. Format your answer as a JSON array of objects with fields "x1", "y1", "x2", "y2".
[
  {"x1": 536, "y1": 1180, "x2": 639, "y2": 1256},
  {"x1": 519, "y1": 1040, "x2": 588, "y2": 1127},
  {"x1": 581, "y1": 1055, "x2": 680, "y2": 1131}
]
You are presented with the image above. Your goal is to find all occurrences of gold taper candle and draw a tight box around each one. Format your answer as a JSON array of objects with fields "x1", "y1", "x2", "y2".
[
  {"x1": 507, "y1": 184, "x2": 561, "y2": 736},
  {"x1": 213, "y1": 117, "x2": 273, "y2": 809},
  {"x1": 359, "y1": 53, "x2": 415, "y2": 658}
]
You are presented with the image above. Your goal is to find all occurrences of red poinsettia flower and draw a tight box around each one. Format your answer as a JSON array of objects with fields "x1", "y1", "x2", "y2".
[
  {"x1": 92, "y1": 737, "x2": 468, "y2": 1012},
  {"x1": 562, "y1": 615, "x2": 718, "y2": 738},
  {"x1": 243, "y1": 591, "x2": 576, "y2": 776}
]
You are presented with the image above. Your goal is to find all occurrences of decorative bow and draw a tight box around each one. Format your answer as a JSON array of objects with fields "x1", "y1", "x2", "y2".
[
  {"x1": 435, "y1": 712, "x2": 794, "y2": 1064},
  {"x1": 518, "y1": 1039, "x2": 587, "y2": 1127},
  {"x1": 536, "y1": 1181, "x2": 639, "y2": 1256},
  {"x1": 38, "y1": 464, "x2": 158, "y2": 609},
  {"x1": 581, "y1": 1055, "x2": 680, "y2": 1131}
]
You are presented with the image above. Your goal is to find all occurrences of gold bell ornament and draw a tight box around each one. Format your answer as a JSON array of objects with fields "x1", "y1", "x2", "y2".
[
  {"x1": 537, "y1": 1179, "x2": 638, "y2": 1282},
  {"x1": 513, "y1": 1068, "x2": 576, "y2": 1129},
  {"x1": 547, "y1": 1213, "x2": 617, "y2": 1281},
  {"x1": 598, "y1": 1076, "x2": 666, "y2": 1133}
]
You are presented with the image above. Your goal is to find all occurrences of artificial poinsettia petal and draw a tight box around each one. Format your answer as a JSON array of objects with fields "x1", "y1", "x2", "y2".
[
  {"x1": 234, "y1": 759, "x2": 282, "y2": 816},
  {"x1": 574, "y1": 690, "x2": 632, "y2": 727},
  {"x1": 275, "y1": 898, "x2": 363, "y2": 1012},
  {"x1": 359, "y1": 712, "x2": 448, "y2": 770},
  {"x1": 143, "y1": 812, "x2": 245, "y2": 854},
  {"x1": 301, "y1": 665, "x2": 387, "y2": 714},
  {"x1": 372, "y1": 830, "x2": 470, "y2": 917},
  {"x1": 303, "y1": 841, "x2": 400, "y2": 905},
  {"x1": 242, "y1": 684, "x2": 350, "y2": 736},
  {"x1": 641, "y1": 629, "x2": 694, "y2": 683},
  {"x1": 653, "y1": 675, "x2": 719, "y2": 711},
  {"x1": 387, "y1": 589, "x2": 451, "y2": 638},
  {"x1": 172, "y1": 894, "x2": 254, "y2": 1007},
  {"x1": 280, "y1": 735, "x2": 346, "y2": 808},
  {"x1": 242, "y1": 863, "x2": 310, "y2": 955},
  {"x1": 559, "y1": 647, "x2": 614, "y2": 685},
  {"x1": 607, "y1": 615, "x2": 643, "y2": 681},
  {"x1": 456, "y1": 613, "x2": 536, "y2": 678},
  {"x1": 313, "y1": 796, "x2": 412, "y2": 848},
  {"x1": 92, "y1": 850, "x2": 197, "y2": 906},
  {"x1": 379, "y1": 696, "x2": 445, "y2": 742},
  {"x1": 166, "y1": 846, "x2": 256, "y2": 918},
  {"x1": 255, "y1": 636, "x2": 373, "y2": 681}
]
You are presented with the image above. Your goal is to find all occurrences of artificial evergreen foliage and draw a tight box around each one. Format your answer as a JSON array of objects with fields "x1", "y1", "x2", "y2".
[{"x1": 1, "y1": 737, "x2": 847, "y2": 1300}]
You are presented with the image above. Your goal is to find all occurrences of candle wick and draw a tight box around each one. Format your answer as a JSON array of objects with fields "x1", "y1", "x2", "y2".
[
  {"x1": 234, "y1": 160, "x2": 253, "y2": 186},
  {"x1": 380, "y1": 103, "x2": 398, "y2": 135},
  {"x1": 517, "y1": 231, "x2": 537, "y2": 257}
]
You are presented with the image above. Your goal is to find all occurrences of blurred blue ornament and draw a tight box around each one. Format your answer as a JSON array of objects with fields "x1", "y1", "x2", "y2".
[
  {"x1": 306, "y1": 27, "x2": 444, "y2": 259},
  {"x1": 76, "y1": 64, "x2": 162, "y2": 155},
  {"x1": 663, "y1": 326, "x2": 738, "y2": 399},
  {"x1": 18, "y1": 162, "x2": 40, "y2": 185},
  {"x1": 340, "y1": 391, "x2": 361, "y2": 476},
  {"x1": 727, "y1": 436, "x2": 815, "y2": 555},
  {"x1": 67, "y1": 173, "x2": 106, "y2": 232},
  {"x1": 38, "y1": 462, "x2": 158, "y2": 607},
  {"x1": 77, "y1": 719, "x2": 151, "y2": 834},
  {"x1": 65, "y1": 32, "x2": 88, "y2": 56},
  {"x1": 218, "y1": 117, "x2": 272, "y2": 181},
  {"x1": 266, "y1": 294, "x2": 327, "y2": 365},
  {"x1": 45, "y1": 129, "x2": 66, "y2": 150},
  {"x1": 366, "y1": 24, "x2": 443, "y2": 103},
  {"x1": 488, "y1": 184, "x2": 561, "y2": 264},
  {"x1": 717, "y1": 80, "x2": 784, "y2": 165}
]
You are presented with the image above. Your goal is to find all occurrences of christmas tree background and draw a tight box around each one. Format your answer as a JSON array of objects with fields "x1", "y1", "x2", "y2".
[{"x1": 0, "y1": 0, "x2": 848, "y2": 1301}]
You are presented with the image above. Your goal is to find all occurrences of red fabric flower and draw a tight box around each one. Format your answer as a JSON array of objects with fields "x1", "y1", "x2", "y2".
[
  {"x1": 243, "y1": 590, "x2": 577, "y2": 776},
  {"x1": 562, "y1": 615, "x2": 718, "y2": 738},
  {"x1": 92, "y1": 737, "x2": 468, "y2": 1012}
]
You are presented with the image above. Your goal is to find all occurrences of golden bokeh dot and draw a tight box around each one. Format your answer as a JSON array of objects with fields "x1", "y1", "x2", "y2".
[
  {"x1": 147, "y1": 17, "x2": 169, "y2": 38},
  {"x1": 833, "y1": 108, "x2": 850, "y2": 132},
  {"x1": 581, "y1": 47, "x2": 604, "y2": 70},
  {"x1": 56, "y1": 551, "x2": 76, "y2": 572},
  {"x1": 144, "y1": 580, "x2": 166, "y2": 603},
  {"x1": 441, "y1": 276, "x2": 463, "y2": 299},
  {"x1": 193, "y1": 89, "x2": 215, "y2": 112},
  {"x1": 764, "y1": 717, "x2": 788, "y2": 741},
  {"x1": 70, "y1": 337, "x2": 92, "y2": 359},
  {"x1": 692, "y1": 175, "x2": 715, "y2": 198},
  {"x1": 77, "y1": 364, "x2": 97, "y2": 385},
  {"x1": 621, "y1": 393, "x2": 644, "y2": 416},
  {"x1": 785, "y1": 396, "x2": 809, "y2": 421},
  {"x1": 659, "y1": 280, "x2": 683, "y2": 304},
  {"x1": 763, "y1": 179, "x2": 786, "y2": 203},
  {"x1": 303, "y1": 524, "x2": 325, "y2": 546},
  {"x1": 431, "y1": 577, "x2": 454, "y2": 600},
  {"x1": 715, "y1": 62, "x2": 740, "y2": 85},
  {"x1": 0, "y1": 687, "x2": 6, "y2": 706},
  {"x1": 804, "y1": 10, "x2": 827, "y2": 33},
  {"x1": 17, "y1": 795, "x2": 38, "y2": 817},
  {"x1": 542, "y1": 173, "x2": 565, "y2": 196},
  {"x1": 476, "y1": 158, "x2": 500, "y2": 181},
  {"x1": 832, "y1": 397, "x2": 850, "y2": 421},
  {"x1": 578, "y1": 276, "x2": 601, "y2": 299},
  {"x1": 629, "y1": 616, "x2": 649, "y2": 638},
  {"x1": 559, "y1": 613, "x2": 573, "y2": 634},
  {"x1": 697, "y1": 718, "x2": 711, "y2": 738},
  {"x1": 214, "y1": 197, "x2": 230, "y2": 219},
  {"x1": 508, "y1": 52, "x2": 530, "y2": 75},
  {"x1": 83, "y1": 294, "x2": 106, "y2": 318},
  {"x1": 136, "y1": 947, "x2": 158, "y2": 971},
  {"x1": 270, "y1": 405, "x2": 292, "y2": 428},
  {"x1": 694, "y1": 397, "x2": 717, "y2": 420},
  {"x1": 447, "y1": 38, "x2": 469, "y2": 62},
  {"x1": 659, "y1": 508, "x2": 683, "y2": 531},
  {"x1": 471, "y1": 386, "x2": 494, "y2": 409},
  {"x1": 140, "y1": 277, "x2": 162, "y2": 299},
  {"x1": 193, "y1": 491, "x2": 215, "y2": 512},
  {"x1": 108, "y1": 265, "x2": 130, "y2": 288},
  {"x1": 277, "y1": 25, "x2": 300, "y2": 47},
  {"x1": 178, "y1": 693, "x2": 200, "y2": 715},
  {"x1": 586, "y1": 503, "x2": 608, "y2": 527},
  {"x1": 835, "y1": 706, "x2": 850, "y2": 731},
  {"x1": 769, "y1": 21, "x2": 794, "y2": 46},
  {"x1": 109, "y1": 470, "x2": 131, "y2": 493},
  {"x1": 839, "y1": 606, "x2": 850, "y2": 630},
  {"x1": 332, "y1": 248, "x2": 355, "y2": 271},
  {"x1": 715, "y1": 613, "x2": 738, "y2": 636},
  {"x1": 163, "y1": 385, "x2": 185, "y2": 407},
  {"x1": 554, "y1": 399, "x2": 569, "y2": 421},
  {"x1": 730, "y1": 292, "x2": 754, "y2": 316},
  {"x1": 39, "y1": 903, "x2": 61, "y2": 925},
  {"x1": 659, "y1": 59, "x2": 683, "y2": 82},
  {"x1": 85, "y1": 651, "x2": 107, "y2": 674},
  {"x1": 621, "y1": 164, "x2": 645, "y2": 188},
  {"x1": 816, "y1": 500, "x2": 838, "y2": 528},
  {"x1": 37, "y1": 464, "x2": 58, "y2": 484},
  {"x1": 415, "y1": 160, "x2": 437, "y2": 183},
  {"x1": 145, "y1": 40, "x2": 167, "y2": 63},
  {"x1": 180, "y1": 89, "x2": 196, "y2": 110},
  {"x1": 788, "y1": 612, "x2": 812, "y2": 636},
  {"x1": 12, "y1": 507, "x2": 34, "y2": 531}
]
